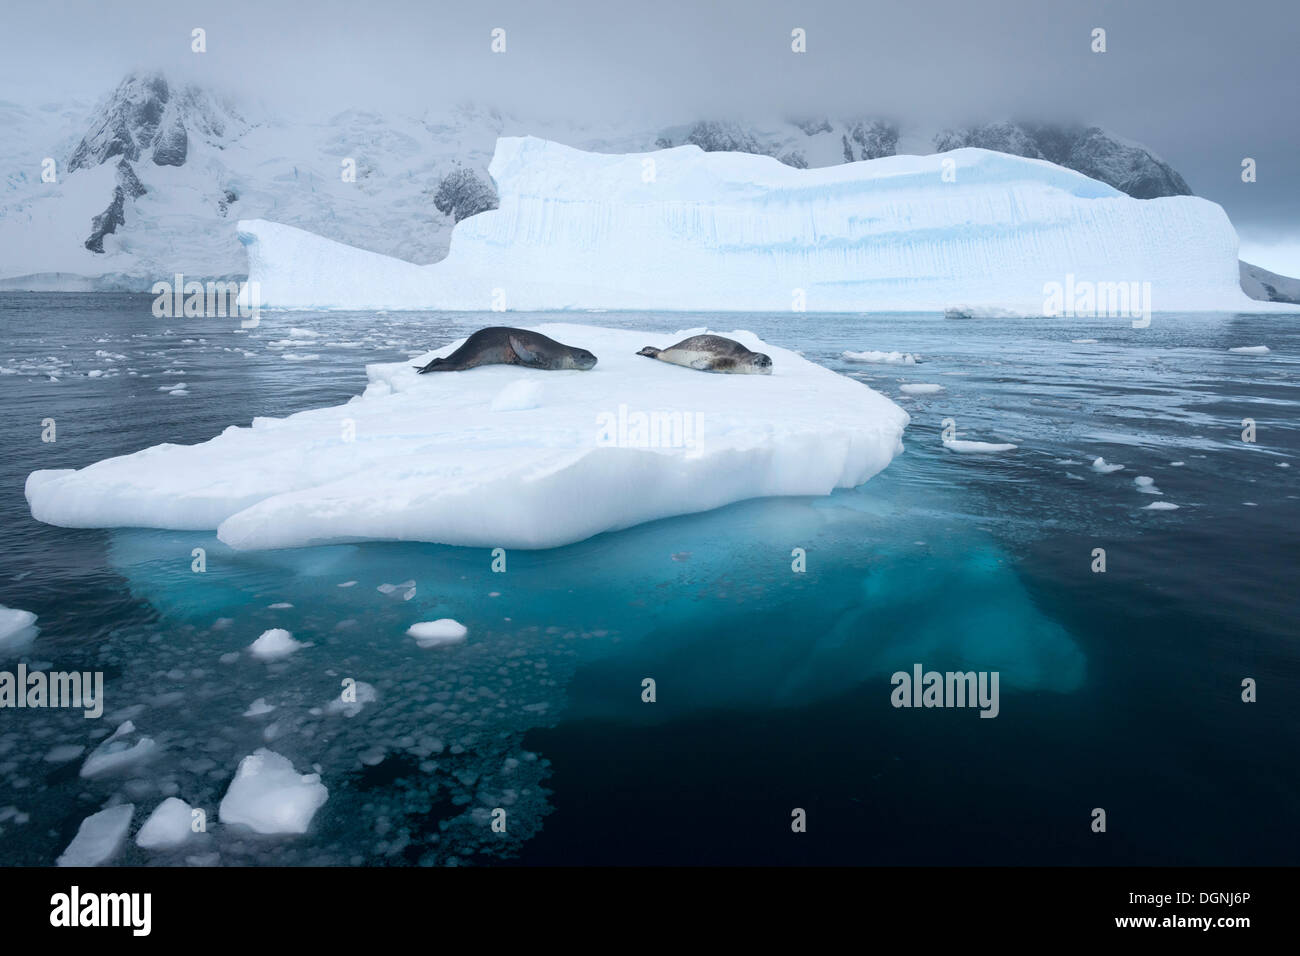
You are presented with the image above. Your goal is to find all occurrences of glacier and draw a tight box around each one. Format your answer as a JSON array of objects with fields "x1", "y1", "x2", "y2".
[
  {"x1": 24, "y1": 324, "x2": 909, "y2": 551},
  {"x1": 237, "y1": 136, "x2": 1268, "y2": 313}
]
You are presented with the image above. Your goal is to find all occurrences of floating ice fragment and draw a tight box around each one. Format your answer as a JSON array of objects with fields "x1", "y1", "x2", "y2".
[
  {"x1": 136, "y1": 797, "x2": 196, "y2": 849},
  {"x1": 407, "y1": 619, "x2": 469, "y2": 648},
  {"x1": 57, "y1": 804, "x2": 134, "y2": 866},
  {"x1": 248, "y1": 628, "x2": 306, "y2": 661},
  {"x1": 218, "y1": 749, "x2": 328, "y2": 835}
]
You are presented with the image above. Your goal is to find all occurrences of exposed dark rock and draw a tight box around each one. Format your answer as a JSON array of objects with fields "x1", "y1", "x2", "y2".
[
  {"x1": 84, "y1": 187, "x2": 126, "y2": 253},
  {"x1": 433, "y1": 167, "x2": 499, "y2": 223},
  {"x1": 151, "y1": 116, "x2": 188, "y2": 166},
  {"x1": 843, "y1": 120, "x2": 899, "y2": 161},
  {"x1": 1240, "y1": 260, "x2": 1300, "y2": 304},
  {"x1": 934, "y1": 122, "x2": 1192, "y2": 198},
  {"x1": 795, "y1": 117, "x2": 833, "y2": 136},
  {"x1": 684, "y1": 121, "x2": 774, "y2": 156},
  {"x1": 115, "y1": 159, "x2": 147, "y2": 198}
]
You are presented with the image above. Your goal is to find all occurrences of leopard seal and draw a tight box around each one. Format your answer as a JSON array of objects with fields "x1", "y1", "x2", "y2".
[
  {"x1": 636, "y1": 334, "x2": 772, "y2": 374},
  {"x1": 415, "y1": 327, "x2": 597, "y2": 373}
]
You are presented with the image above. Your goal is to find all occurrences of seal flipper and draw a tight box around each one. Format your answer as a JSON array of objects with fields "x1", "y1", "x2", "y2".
[
  {"x1": 637, "y1": 346, "x2": 661, "y2": 359},
  {"x1": 508, "y1": 334, "x2": 546, "y2": 368},
  {"x1": 414, "y1": 357, "x2": 449, "y2": 374}
]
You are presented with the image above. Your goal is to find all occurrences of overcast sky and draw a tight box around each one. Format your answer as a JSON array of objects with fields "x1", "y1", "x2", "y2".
[{"x1": 5, "y1": 0, "x2": 1298, "y2": 272}]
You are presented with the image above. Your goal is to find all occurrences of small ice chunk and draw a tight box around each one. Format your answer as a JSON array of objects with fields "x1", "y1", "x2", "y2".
[
  {"x1": 244, "y1": 698, "x2": 276, "y2": 717},
  {"x1": 57, "y1": 804, "x2": 134, "y2": 866},
  {"x1": 136, "y1": 797, "x2": 196, "y2": 849},
  {"x1": 0, "y1": 605, "x2": 38, "y2": 653},
  {"x1": 1071, "y1": 338, "x2": 1098, "y2": 344},
  {"x1": 407, "y1": 619, "x2": 469, "y2": 648},
  {"x1": 899, "y1": 383, "x2": 944, "y2": 395},
  {"x1": 267, "y1": 602, "x2": 293, "y2": 609},
  {"x1": 1227, "y1": 346, "x2": 1269, "y2": 354},
  {"x1": 248, "y1": 628, "x2": 305, "y2": 661},
  {"x1": 1143, "y1": 501, "x2": 1180, "y2": 511},
  {"x1": 842, "y1": 350, "x2": 917, "y2": 365},
  {"x1": 218, "y1": 749, "x2": 328, "y2": 835},
  {"x1": 1134, "y1": 476, "x2": 1163, "y2": 495},
  {"x1": 337, "y1": 580, "x2": 357, "y2": 588},
  {"x1": 943, "y1": 439, "x2": 1017, "y2": 453},
  {"x1": 81, "y1": 721, "x2": 157, "y2": 778},
  {"x1": 490, "y1": 380, "x2": 543, "y2": 411},
  {"x1": 1170, "y1": 461, "x2": 1185, "y2": 467},
  {"x1": 1091, "y1": 457, "x2": 1125, "y2": 474}
]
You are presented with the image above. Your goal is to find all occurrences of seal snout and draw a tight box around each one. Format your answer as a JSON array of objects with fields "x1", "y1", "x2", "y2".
[{"x1": 573, "y1": 349, "x2": 598, "y2": 370}]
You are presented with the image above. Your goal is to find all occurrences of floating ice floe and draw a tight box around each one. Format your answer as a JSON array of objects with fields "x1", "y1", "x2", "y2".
[
  {"x1": 407, "y1": 619, "x2": 469, "y2": 648},
  {"x1": 0, "y1": 605, "x2": 38, "y2": 654},
  {"x1": 943, "y1": 439, "x2": 1018, "y2": 454},
  {"x1": 1091, "y1": 457, "x2": 1125, "y2": 474},
  {"x1": 26, "y1": 325, "x2": 908, "y2": 551},
  {"x1": 899, "y1": 383, "x2": 944, "y2": 395},
  {"x1": 57, "y1": 804, "x2": 134, "y2": 866},
  {"x1": 248, "y1": 628, "x2": 306, "y2": 661},
  {"x1": 136, "y1": 797, "x2": 196, "y2": 849},
  {"x1": 843, "y1": 350, "x2": 918, "y2": 365},
  {"x1": 1143, "y1": 501, "x2": 1180, "y2": 511},
  {"x1": 218, "y1": 749, "x2": 328, "y2": 835},
  {"x1": 1227, "y1": 346, "x2": 1270, "y2": 354}
]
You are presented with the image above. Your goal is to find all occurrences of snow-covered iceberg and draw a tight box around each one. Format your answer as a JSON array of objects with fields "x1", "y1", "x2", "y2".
[
  {"x1": 25, "y1": 325, "x2": 908, "y2": 550},
  {"x1": 238, "y1": 136, "x2": 1262, "y2": 313}
]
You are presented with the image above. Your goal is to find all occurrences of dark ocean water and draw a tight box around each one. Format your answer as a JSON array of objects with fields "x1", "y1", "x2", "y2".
[{"x1": 0, "y1": 293, "x2": 1296, "y2": 866}]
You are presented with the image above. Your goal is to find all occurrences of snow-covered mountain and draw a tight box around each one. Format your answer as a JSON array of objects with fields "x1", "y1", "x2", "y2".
[{"x1": 1, "y1": 70, "x2": 1294, "y2": 302}]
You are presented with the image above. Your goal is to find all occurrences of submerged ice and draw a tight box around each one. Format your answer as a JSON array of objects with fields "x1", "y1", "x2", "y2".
[{"x1": 25, "y1": 325, "x2": 909, "y2": 550}]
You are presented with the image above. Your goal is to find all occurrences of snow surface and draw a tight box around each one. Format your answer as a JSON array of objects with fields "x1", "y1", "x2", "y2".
[
  {"x1": 238, "y1": 136, "x2": 1269, "y2": 313},
  {"x1": 218, "y1": 748, "x2": 328, "y2": 835},
  {"x1": 26, "y1": 325, "x2": 909, "y2": 551},
  {"x1": 56, "y1": 804, "x2": 134, "y2": 866}
]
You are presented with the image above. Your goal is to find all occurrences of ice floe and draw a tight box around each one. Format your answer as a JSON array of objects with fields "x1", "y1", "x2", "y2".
[{"x1": 26, "y1": 325, "x2": 908, "y2": 551}]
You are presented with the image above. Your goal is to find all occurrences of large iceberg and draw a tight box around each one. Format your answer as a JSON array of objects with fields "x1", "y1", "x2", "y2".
[
  {"x1": 237, "y1": 136, "x2": 1262, "y2": 313},
  {"x1": 25, "y1": 325, "x2": 908, "y2": 550}
]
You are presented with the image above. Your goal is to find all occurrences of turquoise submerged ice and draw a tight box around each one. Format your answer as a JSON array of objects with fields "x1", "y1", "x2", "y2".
[{"x1": 25, "y1": 324, "x2": 909, "y2": 550}]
